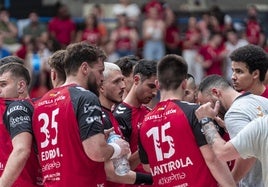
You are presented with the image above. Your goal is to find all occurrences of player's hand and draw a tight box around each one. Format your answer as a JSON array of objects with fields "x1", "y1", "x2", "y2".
[
  {"x1": 214, "y1": 116, "x2": 226, "y2": 129},
  {"x1": 114, "y1": 138, "x2": 131, "y2": 157},
  {"x1": 104, "y1": 127, "x2": 114, "y2": 140},
  {"x1": 195, "y1": 101, "x2": 220, "y2": 120}
]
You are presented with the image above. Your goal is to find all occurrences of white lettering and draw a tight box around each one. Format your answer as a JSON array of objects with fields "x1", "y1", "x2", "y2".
[
  {"x1": 86, "y1": 116, "x2": 102, "y2": 124},
  {"x1": 158, "y1": 172, "x2": 187, "y2": 186},
  {"x1": 41, "y1": 147, "x2": 63, "y2": 161},
  {"x1": 151, "y1": 157, "x2": 193, "y2": 176},
  {"x1": 165, "y1": 109, "x2": 176, "y2": 115},
  {"x1": 84, "y1": 104, "x2": 102, "y2": 113},
  {"x1": 9, "y1": 115, "x2": 31, "y2": 128},
  {"x1": 145, "y1": 114, "x2": 163, "y2": 121},
  {"x1": 54, "y1": 95, "x2": 65, "y2": 102},
  {"x1": 42, "y1": 160, "x2": 61, "y2": 172},
  {"x1": 7, "y1": 105, "x2": 28, "y2": 115},
  {"x1": 38, "y1": 99, "x2": 54, "y2": 107},
  {"x1": 43, "y1": 172, "x2": 61, "y2": 181}
]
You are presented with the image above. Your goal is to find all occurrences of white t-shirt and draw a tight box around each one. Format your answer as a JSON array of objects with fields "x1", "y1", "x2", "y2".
[
  {"x1": 231, "y1": 115, "x2": 268, "y2": 186},
  {"x1": 224, "y1": 93, "x2": 268, "y2": 187},
  {"x1": 113, "y1": 3, "x2": 140, "y2": 18}
]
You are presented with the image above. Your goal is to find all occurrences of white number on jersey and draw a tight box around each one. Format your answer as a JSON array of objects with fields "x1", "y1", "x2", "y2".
[
  {"x1": 39, "y1": 108, "x2": 59, "y2": 148},
  {"x1": 146, "y1": 122, "x2": 175, "y2": 161}
]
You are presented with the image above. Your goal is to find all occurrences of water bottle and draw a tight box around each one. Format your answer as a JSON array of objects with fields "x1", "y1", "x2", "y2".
[{"x1": 107, "y1": 131, "x2": 130, "y2": 176}]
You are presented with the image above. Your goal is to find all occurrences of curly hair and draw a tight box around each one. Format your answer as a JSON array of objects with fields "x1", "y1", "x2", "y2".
[{"x1": 230, "y1": 44, "x2": 268, "y2": 81}]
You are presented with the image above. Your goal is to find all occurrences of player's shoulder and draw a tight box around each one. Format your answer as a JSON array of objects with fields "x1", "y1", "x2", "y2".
[
  {"x1": 114, "y1": 102, "x2": 132, "y2": 116},
  {"x1": 173, "y1": 100, "x2": 199, "y2": 110},
  {"x1": 69, "y1": 85, "x2": 98, "y2": 98},
  {"x1": 6, "y1": 99, "x2": 33, "y2": 116}
]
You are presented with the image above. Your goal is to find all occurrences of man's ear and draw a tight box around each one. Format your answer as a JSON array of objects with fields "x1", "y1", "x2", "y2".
[
  {"x1": 211, "y1": 87, "x2": 221, "y2": 98},
  {"x1": 181, "y1": 79, "x2": 187, "y2": 90},
  {"x1": 99, "y1": 83, "x2": 104, "y2": 94},
  {"x1": 17, "y1": 80, "x2": 27, "y2": 94},
  {"x1": 81, "y1": 61, "x2": 89, "y2": 75},
  {"x1": 252, "y1": 69, "x2": 260, "y2": 80},
  {"x1": 133, "y1": 74, "x2": 140, "y2": 85}
]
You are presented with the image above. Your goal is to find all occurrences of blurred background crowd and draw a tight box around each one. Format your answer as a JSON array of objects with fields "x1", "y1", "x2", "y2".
[{"x1": 0, "y1": 0, "x2": 267, "y2": 98}]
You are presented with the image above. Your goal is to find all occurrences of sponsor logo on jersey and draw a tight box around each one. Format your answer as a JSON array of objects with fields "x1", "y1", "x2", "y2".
[
  {"x1": 157, "y1": 106, "x2": 166, "y2": 111},
  {"x1": 158, "y1": 173, "x2": 187, "y2": 186},
  {"x1": 42, "y1": 160, "x2": 61, "y2": 172},
  {"x1": 9, "y1": 115, "x2": 31, "y2": 128},
  {"x1": 151, "y1": 157, "x2": 193, "y2": 176},
  {"x1": 84, "y1": 104, "x2": 102, "y2": 113},
  {"x1": 41, "y1": 147, "x2": 63, "y2": 161},
  {"x1": 115, "y1": 105, "x2": 126, "y2": 114},
  {"x1": 86, "y1": 116, "x2": 102, "y2": 124},
  {"x1": 7, "y1": 105, "x2": 28, "y2": 116},
  {"x1": 49, "y1": 91, "x2": 60, "y2": 97}
]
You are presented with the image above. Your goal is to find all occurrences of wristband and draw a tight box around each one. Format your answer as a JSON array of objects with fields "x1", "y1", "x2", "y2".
[
  {"x1": 134, "y1": 172, "x2": 153, "y2": 185},
  {"x1": 108, "y1": 142, "x2": 122, "y2": 159},
  {"x1": 199, "y1": 117, "x2": 213, "y2": 126}
]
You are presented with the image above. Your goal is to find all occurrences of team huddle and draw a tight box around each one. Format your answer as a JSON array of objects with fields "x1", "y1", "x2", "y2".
[{"x1": 0, "y1": 42, "x2": 268, "y2": 187}]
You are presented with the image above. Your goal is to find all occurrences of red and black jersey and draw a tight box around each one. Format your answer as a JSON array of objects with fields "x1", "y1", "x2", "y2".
[
  {"x1": 139, "y1": 100, "x2": 218, "y2": 186},
  {"x1": 102, "y1": 106, "x2": 123, "y2": 137},
  {"x1": 113, "y1": 102, "x2": 150, "y2": 154},
  {"x1": 113, "y1": 102, "x2": 150, "y2": 180},
  {"x1": 0, "y1": 98, "x2": 42, "y2": 186},
  {"x1": 102, "y1": 106, "x2": 125, "y2": 187},
  {"x1": 32, "y1": 85, "x2": 106, "y2": 187}
]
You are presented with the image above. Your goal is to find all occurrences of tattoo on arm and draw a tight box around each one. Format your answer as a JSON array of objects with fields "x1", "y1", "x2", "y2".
[{"x1": 202, "y1": 123, "x2": 218, "y2": 144}]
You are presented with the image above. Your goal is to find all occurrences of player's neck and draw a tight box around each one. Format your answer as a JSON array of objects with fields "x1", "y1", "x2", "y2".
[
  {"x1": 99, "y1": 95, "x2": 114, "y2": 110},
  {"x1": 18, "y1": 93, "x2": 30, "y2": 99},
  {"x1": 160, "y1": 90, "x2": 183, "y2": 102},
  {"x1": 246, "y1": 82, "x2": 266, "y2": 96},
  {"x1": 63, "y1": 76, "x2": 87, "y2": 89},
  {"x1": 123, "y1": 91, "x2": 141, "y2": 108}
]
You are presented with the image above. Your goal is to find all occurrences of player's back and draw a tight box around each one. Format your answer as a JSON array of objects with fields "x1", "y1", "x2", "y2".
[{"x1": 32, "y1": 85, "x2": 107, "y2": 187}]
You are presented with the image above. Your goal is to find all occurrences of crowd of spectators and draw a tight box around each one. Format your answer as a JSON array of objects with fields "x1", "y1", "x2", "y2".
[{"x1": 0, "y1": 0, "x2": 267, "y2": 96}]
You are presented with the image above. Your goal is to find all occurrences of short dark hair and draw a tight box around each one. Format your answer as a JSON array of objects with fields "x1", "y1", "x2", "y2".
[
  {"x1": 198, "y1": 74, "x2": 231, "y2": 93},
  {"x1": 114, "y1": 55, "x2": 139, "y2": 77},
  {"x1": 158, "y1": 54, "x2": 188, "y2": 90},
  {"x1": 0, "y1": 56, "x2": 24, "y2": 66},
  {"x1": 48, "y1": 50, "x2": 66, "y2": 82},
  {"x1": 0, "y1": 62, "x2": 31, "y2": 86},
  {"x1": 230, "y1": 44, "x2": 268, "y2": 82},
  {"x1": 133, "y1": 59, "x2": 157, "y2": 81},
  {"x1": 64, "y1": 42, "x2": 106, "y2": 76}
]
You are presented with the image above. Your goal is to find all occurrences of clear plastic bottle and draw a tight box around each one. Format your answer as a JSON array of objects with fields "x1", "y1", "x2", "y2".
[{"x1": 107, "y1": 131, "x2": 130, "y2": 176}]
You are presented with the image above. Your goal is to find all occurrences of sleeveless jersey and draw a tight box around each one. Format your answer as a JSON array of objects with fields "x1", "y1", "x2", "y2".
[
  {"x1": 0, "y1": 99, "x2": 42, "y2": 187},
  {"x1": 32, "y1": 85, "x2": 106, "y2": 187},
  {"x1": 139, "y1": 100, "x2": 218, "y2": 186},
  {"x1": 246, "y1": 19, "x2": 261, "y2": 45},
  {"x1": 115, "y1": 27, "x2": 132, "y2": 51},
  {"x1": 81, "y1": 28, "x2": 101, "y2": 45}
]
